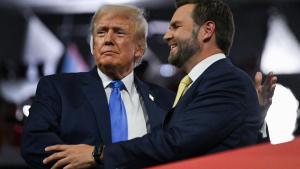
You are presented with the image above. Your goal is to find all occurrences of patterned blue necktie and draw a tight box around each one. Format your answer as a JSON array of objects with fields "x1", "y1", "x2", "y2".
[{"x1": 109, "y1": 80, "x2": 128, "y2": 143}]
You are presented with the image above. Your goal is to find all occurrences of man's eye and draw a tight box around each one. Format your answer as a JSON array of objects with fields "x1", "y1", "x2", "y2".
[
  {"x1": 169, "y1": 23, "x2": 181, "y2": 30},
  {"x1": 173, "y1": 25, "x2": 180, "y2": 29},
  {"x1": 97, "y1": 31, "x2": 105, "y2": 35},
  {"x1": 116, "y1": 31, "x2": 125, "y2": 35}
]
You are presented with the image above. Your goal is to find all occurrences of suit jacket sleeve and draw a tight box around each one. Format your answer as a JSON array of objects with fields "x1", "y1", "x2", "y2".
[
  {"x1": 21, "y1": 77, "x2": 64, "y2": 169},
  {"x1": 103, "y1": 70, "x2": 260, "y2": 168}
]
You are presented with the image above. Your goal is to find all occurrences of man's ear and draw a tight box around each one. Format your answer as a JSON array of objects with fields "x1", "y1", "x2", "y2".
[
  {"x1": 134, "y1": 44, "x2": 145, "y2": 65},
  {"x1": 199, "y1": 21, "x2": 216, "y2": 42}
]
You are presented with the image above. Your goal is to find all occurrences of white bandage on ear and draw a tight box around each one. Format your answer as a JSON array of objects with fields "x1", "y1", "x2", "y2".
[{"x1": 90, "y1": 35, "x2": 94, "y2": 55}]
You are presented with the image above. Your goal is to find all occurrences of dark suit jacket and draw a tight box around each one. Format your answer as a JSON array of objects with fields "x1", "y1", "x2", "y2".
[
  {"x1": 104, "y1": 58, "x2": 262, "y2": 169},
  {"x1": 21, "y1": 67, "x2": 175, "y2": 169}
]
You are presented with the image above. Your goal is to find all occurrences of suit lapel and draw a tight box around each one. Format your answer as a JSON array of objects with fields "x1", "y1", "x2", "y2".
[
  {"x1": 80, "y1": 67, "x2": 112, "y2": 144},
  {"x1": 134, "y1": 76, "x2": 165, "y2": 132},
  {"x1": 162, "y1": 72, "x2": 204, "y2": 127},
  {"x1": 168, "y1": 58, "x2": 228, "y2": 119}
]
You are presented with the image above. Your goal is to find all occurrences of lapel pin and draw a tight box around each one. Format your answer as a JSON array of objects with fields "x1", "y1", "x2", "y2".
[{"x1": 149, "y1": 94, "x2": 154, "y2": 101}]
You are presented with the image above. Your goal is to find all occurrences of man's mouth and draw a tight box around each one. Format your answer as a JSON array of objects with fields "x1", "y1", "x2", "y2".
[
  {"x1": 101, "y1": 50, "x2": 119, "y2": 55},
  {"x1": 171, "y1": 44, "x2": 177, "y2": 50},
  {"x1": 169, "y1": 42, "x2": 177, "y2": 50}
]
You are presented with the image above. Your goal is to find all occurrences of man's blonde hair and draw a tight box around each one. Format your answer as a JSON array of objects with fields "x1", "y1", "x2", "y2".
[{"x1": 90, "y1": 4, "x2": 148, "y2": 52}]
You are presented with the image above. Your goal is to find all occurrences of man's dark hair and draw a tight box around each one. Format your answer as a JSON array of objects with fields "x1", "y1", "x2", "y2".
[{"x1": 176, "y1": 0, "x2": 235, "y2": 55}]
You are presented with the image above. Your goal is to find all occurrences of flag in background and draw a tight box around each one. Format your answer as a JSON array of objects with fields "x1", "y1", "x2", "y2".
[{"x1": 62, "y1": 43, "x2": 89, "y2": 73}]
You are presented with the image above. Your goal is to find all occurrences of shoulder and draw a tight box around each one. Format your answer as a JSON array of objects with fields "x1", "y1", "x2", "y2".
[
  {"x1": 192, "y1": 58, "x2": 255, "y2": 98},
  {"x1": 204, "y1": 58, "x2": 253, "y2": 85},
  {"x1": 38, "y1": 71, "x2": 91, "y2": 85},
  {"x1": 35, "y1": 71, "x2": 94, "y2": 95},
  {"x1": 41, "y1": 71, "x2": 90, "y2": 82}
]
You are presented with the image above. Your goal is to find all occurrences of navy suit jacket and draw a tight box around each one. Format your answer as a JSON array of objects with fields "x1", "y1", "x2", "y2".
[
  {"x1": 21, "y1": 67, "x2": 175, "y2": 169},
  {"x1": 104, "y1": 58, "x2": 262, "y2": 168}
]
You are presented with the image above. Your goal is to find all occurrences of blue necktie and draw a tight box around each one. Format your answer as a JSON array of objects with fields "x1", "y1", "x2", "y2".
[{"x1": 109, "y1": 80, "x2": 128, "y2": 143}]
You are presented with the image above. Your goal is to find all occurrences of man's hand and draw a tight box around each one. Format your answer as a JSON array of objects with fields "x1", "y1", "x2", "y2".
[
  {"x1": 43, "y1": 144, "x2": 95, "y2": 169},
  {"x1": 255, "y1": 71, "x2": 277, "y2": 117}
]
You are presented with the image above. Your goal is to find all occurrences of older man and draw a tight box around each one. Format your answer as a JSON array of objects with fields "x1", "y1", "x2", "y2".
[{"x1": 21, "y1": 5, "x2": 175, "y2": 169}]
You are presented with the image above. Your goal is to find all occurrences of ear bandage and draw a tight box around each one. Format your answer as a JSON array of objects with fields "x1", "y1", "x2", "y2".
[{"x1": 90, "y1": 35, "x2": 93, "y2": 55}]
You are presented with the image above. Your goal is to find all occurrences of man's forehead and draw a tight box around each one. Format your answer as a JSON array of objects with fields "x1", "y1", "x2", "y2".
[
  {"x1": 172, "y1": 4, "x2": 195, "y2": 20},
  {"x1": 95, "y1": 14, "x2": 133, "y2": 28},
  {"x1": 170, "y1": 4, "x2": 195, "y2": 24},
  {"x1": 96, "y1": 22, "x2": 131, "y2": 29}
]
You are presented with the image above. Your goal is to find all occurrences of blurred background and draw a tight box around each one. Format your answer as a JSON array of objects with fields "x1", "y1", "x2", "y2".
[{"x1": 0, "y1": 0, "x2": 300, "y2": 168}]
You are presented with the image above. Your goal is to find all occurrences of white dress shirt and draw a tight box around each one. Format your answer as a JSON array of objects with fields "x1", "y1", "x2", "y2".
[
  {"x1": 97, "y1": 69, "x2": 147, "y2": 140},
  {"x1": 188, "y1": 53, "x2": 226, "y2": 87}
]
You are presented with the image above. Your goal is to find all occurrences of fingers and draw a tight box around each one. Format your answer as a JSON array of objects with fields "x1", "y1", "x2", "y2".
[
  {"x1": 43, "y1": 144, "x2": 94, "y2": 169},
  {"x1": 43, "y1": 151, "x2": 67, "y2": 164},
  {"x1": 45, "y1": 144, "x2": 69, "y2": 152},
  {"x1": 63, "y1": 164, "x2": 74, "y2": 169},
  {"x1": 264, "y1": 72, "x2": 277, "y2": 97},
  {"x1": 255, "y1": 71, "x2": 263, "y2": 89},
  {"x1": 269, "y1": 83, "x2": 276, "y2": 97},
  {"x1": 43, "y1": 145, "x2": 69, "y2": 165},
  {"x1": 51, "y1": 157, "x2": 70, "y2": 169},
  {"x1": 263, "y1": 71, "x2": 272, "y2": 85},
  {"x1": 264, "y1": 72, "x2": 277, "y2": 86},
  {"x1": 256, "y1": 71, "x2": 277, "y2": 110}
]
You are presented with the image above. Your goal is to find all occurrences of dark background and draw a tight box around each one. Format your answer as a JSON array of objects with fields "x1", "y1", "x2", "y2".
[{"x1": 1, "y1": 0, "x2": 300, "y2": 168}]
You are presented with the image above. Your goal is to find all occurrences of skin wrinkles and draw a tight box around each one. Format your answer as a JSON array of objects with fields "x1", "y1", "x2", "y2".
[{"x1": 92, "y1": 13, "x2": 143, "y2": 80}]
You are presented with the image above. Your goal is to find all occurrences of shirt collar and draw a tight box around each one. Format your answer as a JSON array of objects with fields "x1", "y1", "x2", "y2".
[
  {"x1": 188, "y1": 53, "x2": 226, "y2": 82},
  {"x1": 97, "y1": 68, "x2": 134, "y2": 93}
]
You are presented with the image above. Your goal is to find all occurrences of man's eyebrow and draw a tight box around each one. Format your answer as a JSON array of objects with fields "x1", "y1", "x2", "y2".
[
  {"x1": 96, "y1": 25, "x2": 129, "y2": 30},
  {"x1": 170, "y1": 20, "x2": 182, "y2": 28},
  {"x1": 95, "y1": 25, "x2": 107, "y2": 31}
]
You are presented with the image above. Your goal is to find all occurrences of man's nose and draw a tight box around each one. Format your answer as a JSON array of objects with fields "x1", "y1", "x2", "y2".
[
  {"x1": 163, "y1": 30, "x2": 172, "y2": 42},
  {"x1": 104, "y1": 31, "x2": 114, "y2": 45}
]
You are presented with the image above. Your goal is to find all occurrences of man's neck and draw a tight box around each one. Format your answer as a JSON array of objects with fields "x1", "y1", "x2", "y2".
[
  {"x1": 98, "y1": 65, "x2": 133, "y2": 80},
  {"x1": 183, "y1": 47, "x2": 223, "y2": 73}
]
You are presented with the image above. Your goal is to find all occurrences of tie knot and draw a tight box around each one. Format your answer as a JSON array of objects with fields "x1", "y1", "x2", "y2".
[
  {"x1": 180, "y1": 75, "x2": 192, "y2": 86},
  {"x1": 110, "y1": 80, "x2": 125, "y2": 90}
]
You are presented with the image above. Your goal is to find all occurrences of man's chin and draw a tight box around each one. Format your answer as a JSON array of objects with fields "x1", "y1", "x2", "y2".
[
  {"x1": 168, "y1": 55, "x2": 180, "y2": 67},
  {"x1": 98, "y1": 62, "x2": 116, "y2": 71},
  {"x1": 168, "y1": 53, "x2": 176, "y2": 62}
]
